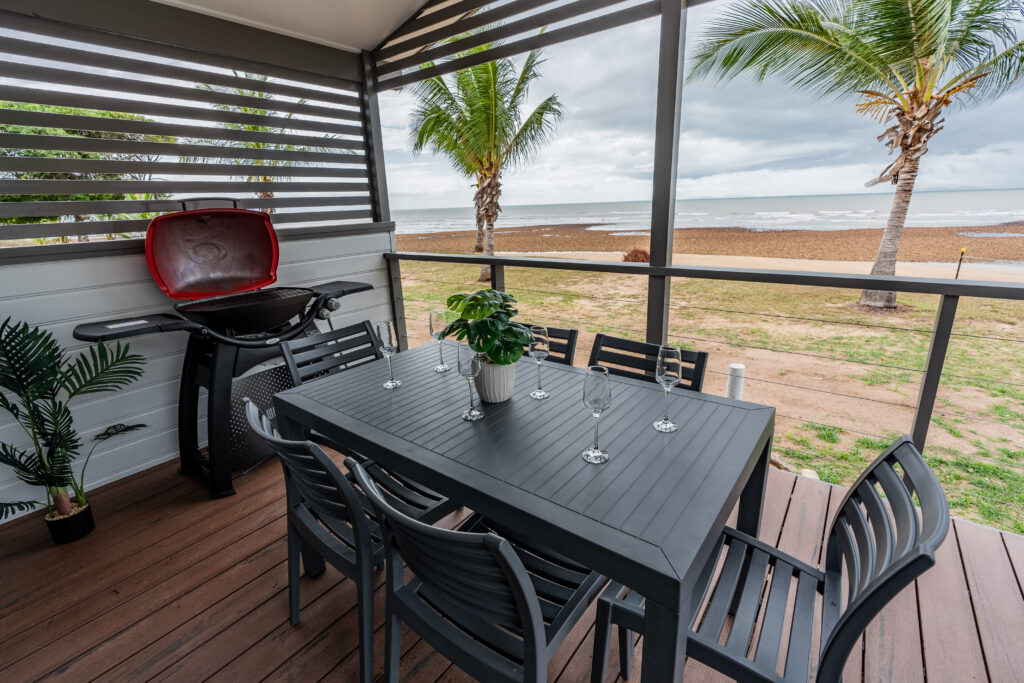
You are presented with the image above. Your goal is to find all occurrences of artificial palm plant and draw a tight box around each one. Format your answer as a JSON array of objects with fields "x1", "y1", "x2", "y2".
[
  {"x1": 688, "y1": 0, "x2": 1024, "y2": 307},
  {"x1": 410, "y1": 46, "x2": 563, "y2": 280},
  {"x1": 0, "y1": 318, "x2": 145, "y2": 535}
]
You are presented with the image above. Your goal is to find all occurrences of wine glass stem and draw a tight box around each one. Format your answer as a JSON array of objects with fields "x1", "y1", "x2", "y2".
[
  {"x1": 467, "y1": 378, "x2": 476, "y2": 411},
  {"x1": 664, "y1": 387, "x2": 671, "y2": 422},
  {"x1": 386, "y1": 355, "x2": 395, "y2": 382},
  {"x1": 437, "y1": 340, "x2": 444, "y2": 365},
  {"x1": 591, "y1": 412, "x2": 601, "y2": 450},
  {"x1": 536, "y1": 361, "x2": 543, "y2": 391}
]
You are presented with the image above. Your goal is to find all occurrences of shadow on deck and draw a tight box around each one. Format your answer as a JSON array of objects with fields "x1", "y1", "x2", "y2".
[{"x1": 1, "y1": 454, "x2": 1022, "y2": 682}]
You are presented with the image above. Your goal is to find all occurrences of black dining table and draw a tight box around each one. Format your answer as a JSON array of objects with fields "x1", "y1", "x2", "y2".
[{"x1": 273, "y1": 342, "x2": 775, "y2": 682}]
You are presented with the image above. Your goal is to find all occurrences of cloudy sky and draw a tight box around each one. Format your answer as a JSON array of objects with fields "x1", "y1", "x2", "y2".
[{"x1": 378, "y1": 2, "x2": 1024, "y2": 211}]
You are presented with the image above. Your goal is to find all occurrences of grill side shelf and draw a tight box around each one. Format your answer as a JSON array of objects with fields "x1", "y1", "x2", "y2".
[{"x1": 73, "y1": 314, "x2": 189, "y2": 342}]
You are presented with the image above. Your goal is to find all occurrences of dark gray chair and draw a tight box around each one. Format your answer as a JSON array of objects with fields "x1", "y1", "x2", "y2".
[
  {"x1": 591, "y1": 436, "x2": 950, "y2": 682},
  {"x1": 244, "y1": 402, "x2": 459, "y2": 683},
  {"x1": 280, "y1": 320, "x2": 382, "y2": 383},
  {"x1": 280, "y1": 321, "x2": 459, "y2": 521},
  {"x1": 349, "y1": 459, "x2": 606, "y2": 683},
  {"x1": 587, "y1": 333, "x2": 708, "y2": 391},
  {"x1": 521, "y1": 323, "x2": 579, "y2": 366}
]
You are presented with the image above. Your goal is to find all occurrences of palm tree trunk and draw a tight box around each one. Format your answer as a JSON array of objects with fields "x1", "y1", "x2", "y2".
[
  {"x1": 477, "y1": 171, "x2": 501, "y2": 282},
  {"x1": 859, "y1": 157, "x2": 920, "y2": 308}
]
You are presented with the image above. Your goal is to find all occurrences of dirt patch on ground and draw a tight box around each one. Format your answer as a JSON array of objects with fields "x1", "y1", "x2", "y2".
[{"x1": 397, "y1": 222, "x2": 1024, "y2": 263}]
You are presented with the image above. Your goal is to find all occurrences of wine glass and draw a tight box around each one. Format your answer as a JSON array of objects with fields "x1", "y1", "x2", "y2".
[
  {"x1": 581, "y1": 366, "x2": 611, "y2": 464},
  {"x1": 653, "y1": 345, "x2": 681, "y2": 432},
  {"x1": 375, "y1": 321, "x2": 401, "y2": 389},
  {"x1": 528, "y1": 326, "x2": 550, "y2": 400},
  {"x1": 457, "y1": 343, "x2": 484, "y2": 421},
  {"x1": 429, "y1": 310, "x2": 450, "y2": 373}
]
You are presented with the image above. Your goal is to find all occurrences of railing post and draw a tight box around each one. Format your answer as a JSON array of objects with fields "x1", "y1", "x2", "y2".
[
  {"x1": 912, "y1": 294, "x2": 959, "y2": 450},
  {"x1": 385, "y1": 254, "x2": 409, "y2": 351},
  {"x1": 645, "y1": 0, "x2": 687, "y2": 345},
  {"x1": 491, "y1": 263, "x2": 506, "y2": 292}
]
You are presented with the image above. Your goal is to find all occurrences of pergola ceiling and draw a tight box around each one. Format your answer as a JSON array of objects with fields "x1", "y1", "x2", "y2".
[{"x1": 150, "y1": 0, "x2": 432, "y2": 52}]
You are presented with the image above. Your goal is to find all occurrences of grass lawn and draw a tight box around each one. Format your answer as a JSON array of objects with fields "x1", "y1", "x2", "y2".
[{"x1": 398, "y1": 259, "x2": 1024, "y2": 533}]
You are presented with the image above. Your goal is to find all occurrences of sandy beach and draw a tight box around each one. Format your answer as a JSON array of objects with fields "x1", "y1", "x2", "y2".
[{"x1": 396, "y1": 222, "x2": 1024, "y2": 267}]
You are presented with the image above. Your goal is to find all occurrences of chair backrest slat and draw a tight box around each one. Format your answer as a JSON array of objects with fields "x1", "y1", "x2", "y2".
[
  {"x1": 588, "y1": 333, "x2": 708, "y2": 391},
  {"x1": 856, "y1": 477, "x2": 895, "y2": 581},
  {"x1": 282, "y1": 320, "x2": 382, "y2": 385},
  {"x1": 520, "y1": 323, "x2": 579, "y2": 366},
  {"x1": 350, "y1": 460, "x2": 548, "y2": 676},
  {"x1": 817, "y1": 437, "x2": 949, "y2": 682}
]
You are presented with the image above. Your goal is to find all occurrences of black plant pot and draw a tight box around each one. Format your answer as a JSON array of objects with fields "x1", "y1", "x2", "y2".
[{"x1": 45, "y1": 504, "x2": 95, "y2": 545}]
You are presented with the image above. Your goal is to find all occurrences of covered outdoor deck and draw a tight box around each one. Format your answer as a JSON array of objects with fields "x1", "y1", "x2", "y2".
[{"x1": 1, "y1": 455, "x2": 1020, "y2": 682}]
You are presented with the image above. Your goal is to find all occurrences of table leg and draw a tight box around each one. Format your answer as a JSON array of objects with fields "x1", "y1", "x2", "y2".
[
  {"x1": 736, "y1": 436, "x2": 771, "y2": 538},
  {"x1": 640, "y1": 597, "x2": 688, "y2": 682}
]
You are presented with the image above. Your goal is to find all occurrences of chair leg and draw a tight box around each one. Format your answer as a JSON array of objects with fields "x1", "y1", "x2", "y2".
[
  {"x1": 384, "y1": 600, "x2": 401, "y2": 683},
  {"x1": 591, "y1": 598, "x2": 612, "y2": 683},
  {"x1": 618, "y1": 627, "x2": 633, "y2": 680},
  {"x1": 357, "y1": 576, "x2": 374, "y2": 683},
  {"x1": 301, "y1": 540, "x2": 326, "y2": 578},
  {"x1": 287, "y1": 525, "x2": 301, "y2": 626}
]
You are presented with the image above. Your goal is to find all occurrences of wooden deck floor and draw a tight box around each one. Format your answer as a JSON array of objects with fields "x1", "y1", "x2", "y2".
[{"x1": 1, "y1": 455, "x2": 1022, "y2": 682}]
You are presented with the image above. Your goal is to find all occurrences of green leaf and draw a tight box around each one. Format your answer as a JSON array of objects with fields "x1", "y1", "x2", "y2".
[
  {"x1": 60, "y1": 341, "x2": 145, "y2": 399},
  {"x1": 0, "y1": 501, "x2": 40, "y2": 521}
]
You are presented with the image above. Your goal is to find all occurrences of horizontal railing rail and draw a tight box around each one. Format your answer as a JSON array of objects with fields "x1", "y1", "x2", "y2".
[
  {"x1": 385, "y1": 252, "x2": 1024, "y2": 300},
  {"x1": 385, "y1": 250, "x2": 1024, "y2": 456}
]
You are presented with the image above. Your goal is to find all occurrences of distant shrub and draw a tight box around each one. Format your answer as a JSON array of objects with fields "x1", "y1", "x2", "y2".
[{"x1": 622, "y1": 248, "x2": 650, "y2": 263}]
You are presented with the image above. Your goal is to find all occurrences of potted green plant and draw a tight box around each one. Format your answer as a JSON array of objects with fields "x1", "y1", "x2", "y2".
[
  {"x1": 441, "y1": 289, "x2": 531, "y2": 403},
  {"x1": 0, "y1": 318, "x2": 146, "y2": 544}
]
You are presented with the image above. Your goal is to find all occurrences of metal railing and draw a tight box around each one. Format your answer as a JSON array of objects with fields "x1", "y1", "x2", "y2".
[{"x1": 385, "y1": 251, "x2": 1024, "y2": 453}]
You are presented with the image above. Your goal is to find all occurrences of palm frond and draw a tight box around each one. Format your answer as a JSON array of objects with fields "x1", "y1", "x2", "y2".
[
  {"x1": 0, "y1": 442, "x2": 45, "y2": 485},
  {"x1": 687, "y1": 0, "x2": 902, "y2": 99},
  {"x1": 409, "y1": 33, "x2": 560, "y2": 179},
  {"x1": 0, "y1": 501, "x2": 40, "y2": 521},
  {"x1": 502, "y1": 94, "x2": 564, "y2": 169},
  {"x1": 0, "y1": 318, "x2": 64, "y2": 402},
  {"x1": 60, "y1": 342, "x2": 145, "y2": 400}
]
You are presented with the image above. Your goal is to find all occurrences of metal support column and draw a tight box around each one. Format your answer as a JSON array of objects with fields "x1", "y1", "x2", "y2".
[
  {"x1": 912, "y1": 294, "x2": 959, "y2": 450},
  {"x1": 362, "y1": 50, "x2": 407, "y2": 349},
  {"x1": 645, "y1": 0, "x2": 687, "y2": 345},
  {"x1": 491, "y1": 264, "x2": 506, "y2": 292}
]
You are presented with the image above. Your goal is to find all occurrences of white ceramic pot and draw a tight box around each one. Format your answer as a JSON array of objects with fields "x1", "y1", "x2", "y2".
[{"x1": 474, "y1": 361, "x2": 516, "y2": 403}]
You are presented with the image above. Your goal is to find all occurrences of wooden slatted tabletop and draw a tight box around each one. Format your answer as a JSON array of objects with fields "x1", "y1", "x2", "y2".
[{"x1": 274, "y1": 342, "x2": 775, "y2": 681}]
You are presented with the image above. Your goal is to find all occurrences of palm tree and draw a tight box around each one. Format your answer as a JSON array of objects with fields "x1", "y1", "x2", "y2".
[
  {"x1": 688, "y1": 0, "x2": 1024, "y2": 307},
  {"x1": 410, "y1": 47, "x2": 563, "y2": 281}
]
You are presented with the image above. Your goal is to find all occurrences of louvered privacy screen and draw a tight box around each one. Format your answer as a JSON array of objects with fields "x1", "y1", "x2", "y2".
[
  {"x1": 373, "y1": 0, "x2": 661, "y2": 90},
  {"x1": 0, "y1": 12, "x2": 374, "y2": 246}
]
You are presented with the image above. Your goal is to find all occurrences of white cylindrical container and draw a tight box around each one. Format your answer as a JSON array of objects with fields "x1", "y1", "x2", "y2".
[
  {"x1": 726, "y1": 363, "x2": 746, "y2": 400},
  {"x1": 475, "y1": 362, "x2": 517, "y2": 403}
]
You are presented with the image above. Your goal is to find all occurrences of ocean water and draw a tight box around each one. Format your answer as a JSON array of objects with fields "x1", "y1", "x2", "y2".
[{"x1": 391, "y1": 189, "x2": 1024, "y2": 235}]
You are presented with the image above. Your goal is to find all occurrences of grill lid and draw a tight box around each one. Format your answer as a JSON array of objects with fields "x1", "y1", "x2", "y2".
[{"x1": 145, "y1": 208, "x2": 278, "y2": 300}]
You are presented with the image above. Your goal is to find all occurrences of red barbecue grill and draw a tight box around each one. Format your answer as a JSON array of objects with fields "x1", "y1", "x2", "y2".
[{"x1": 74, "y1": 200, "x2": 372, "y2": 497}]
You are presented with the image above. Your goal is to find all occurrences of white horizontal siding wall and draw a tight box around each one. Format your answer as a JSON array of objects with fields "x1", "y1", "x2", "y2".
[{"x1": 0, "y1": 230, "x2": 394, "y2": 521}]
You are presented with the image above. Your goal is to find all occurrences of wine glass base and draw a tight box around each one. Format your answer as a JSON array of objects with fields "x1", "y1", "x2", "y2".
[
  {"x1": 433, "y1": 364, "x2": 450, "y2": 373},
  {"x1": 529, "y1": 389, "x2": 549, "y2": 400},
  {"x1": 382, "y1": 379, "x2": 402, "y2": 389},
  {"x1": 462, "y1": 407, "x2": 484, "y2": 421},
  {"x1": 653, "y1": 419, "x2": 677, "y2": 433},
  {"x1": 581, "y1": 446, "x2": 609, "y2": 464}
]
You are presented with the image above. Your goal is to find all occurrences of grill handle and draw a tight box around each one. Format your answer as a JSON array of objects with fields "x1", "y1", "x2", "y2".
[{"x1": 178, "y1": 197, "x2": 240, "y2": 211}]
